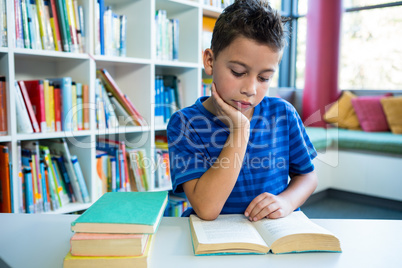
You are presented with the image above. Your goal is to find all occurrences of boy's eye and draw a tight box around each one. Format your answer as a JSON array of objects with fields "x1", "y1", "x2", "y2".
[
  {"x1": 258, "y1": 76, "x2": 270, "y2": 82},
  {"x1": 231, "y1": 70, "x2": 244, "y2": 77}
]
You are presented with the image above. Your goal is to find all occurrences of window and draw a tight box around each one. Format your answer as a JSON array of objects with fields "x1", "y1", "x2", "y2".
[{"x1": 340, "y1": 4, "x2": 402, "y2": 90}]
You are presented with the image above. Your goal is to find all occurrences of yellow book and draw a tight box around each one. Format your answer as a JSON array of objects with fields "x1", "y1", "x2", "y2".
[
  {"x1": 63, "y1": 234, "x2": 155, "y2": 268},
  {"x1": 35, "y1": 0, "x2": 53, "y2": 50},
  {"x1": 43, "y1": 80, "x2": 55, "y2": 132},
  {"x1": 71, "y1": 82, "x2": 77, "y2": 131}
]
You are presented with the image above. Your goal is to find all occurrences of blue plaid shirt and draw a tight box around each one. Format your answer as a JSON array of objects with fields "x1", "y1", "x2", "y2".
[{"x1": 167, "y1": 96, "x2": 317, "y2": 216}]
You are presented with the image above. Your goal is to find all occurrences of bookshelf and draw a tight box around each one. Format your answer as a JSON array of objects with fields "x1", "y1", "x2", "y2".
[{"x1": 2, "y1": 0, "x2": 223, "y2": 214}]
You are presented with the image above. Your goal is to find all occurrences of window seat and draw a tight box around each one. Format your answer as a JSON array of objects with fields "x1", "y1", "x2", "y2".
[{"x1": 305, "y1": 127, "x2": 402, "y2": 202}]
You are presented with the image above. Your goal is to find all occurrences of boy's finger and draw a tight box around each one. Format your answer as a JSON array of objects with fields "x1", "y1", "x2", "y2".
[{"x1": 244, "y1": 193, "x2": 274, "y2": 219}]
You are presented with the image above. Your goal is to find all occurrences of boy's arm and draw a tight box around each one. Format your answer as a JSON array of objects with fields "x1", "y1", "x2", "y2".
[
  {"x1": 244, "y1": 170, "x2": 318, "y2": 221},
  {"x1": 183, "y1": 83, "x2": 250, "y2": 221}
]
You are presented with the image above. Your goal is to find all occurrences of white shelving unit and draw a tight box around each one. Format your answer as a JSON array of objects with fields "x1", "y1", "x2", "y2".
[{"x1": 1, "y1": 0, "x2": 222, "y2": 214}]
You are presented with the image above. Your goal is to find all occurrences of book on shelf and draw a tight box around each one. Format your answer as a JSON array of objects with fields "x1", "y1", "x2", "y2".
[
  {"x1": 96, "y1": 69, "x2": 145, "y2": 126},
  {"x1": 14, "y1": 82, "x2": 34, "y2": 134},
  {"x1": 71, "y1": 191, "x2": 168, "y2": 234},
  {"x1": 41, "y1": 138, "x2": 88, "y2": 204},
  {"x1": 0, "y1": 0, "x2": 7, "y2": 47},
  {"x1": 63, "y1": 234, "x2": 155, "y2": 268},
  {"x1": 70, "y1": 232, "x2": 149, "y2": 257},
  {"x1": 155, "y1": 10, "x2": 179, "y2": 61},
  {"x1": 0, "y1": 145, "x2": 11, "y2": 213},
  {"x1": 49, "y1": 0, "x2": 63, "y2": 51},
  {"x1": 22, "y1": 141, "x2": 44, "y2": 213},
  {"x1": 17, "y1": 80, "x2": 41, "y2": 133},
  {"x1": 20, "y1": 80, "x2": 47, "y2": 133},
  {"x1": 0, "y1": 76, "x2": 7, "y2": 135},
  {"x1": 126, "y1": 148, "x2": 149, "y2": 192},
  {"x1": 189, "y1": 211, "x2": 342, "y2": 255}
]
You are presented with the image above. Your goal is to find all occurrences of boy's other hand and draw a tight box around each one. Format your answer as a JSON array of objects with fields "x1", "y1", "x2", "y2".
[
  {"x1": 211, "y1": 83, "x2": 250, "y2": 130},
  {"x1": 244, "y1": 192, "x2": 293, "y2": 221}
]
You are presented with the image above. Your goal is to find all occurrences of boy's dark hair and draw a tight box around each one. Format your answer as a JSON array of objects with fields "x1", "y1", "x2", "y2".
[{"x1": 211, "y1": 0, "x2": 290, "y2": 59}]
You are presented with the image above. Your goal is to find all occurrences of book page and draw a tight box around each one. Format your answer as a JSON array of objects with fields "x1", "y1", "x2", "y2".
[
  {"x1": 191, "y1": 215, "x2": 268, "y2": 247},
  {"x1": 253, "y1": 211, "x2": 335, "y2": 247}
]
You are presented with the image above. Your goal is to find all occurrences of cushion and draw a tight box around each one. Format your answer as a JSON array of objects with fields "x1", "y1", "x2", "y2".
[
  {"x1": 323, "y1": 91, "x2": 361, "y2": 130},
  {"x1": 351, "y1": 94, "x2": 392, "y2": 132},
  {"x1": 381, "y1": 96, "x2": 402, "y2": 134}
]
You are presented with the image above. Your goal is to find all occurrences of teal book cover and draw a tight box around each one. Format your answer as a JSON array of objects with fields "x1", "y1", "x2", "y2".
[{"x1": 71, "y1": 191, "x2": 168, "y2": 234}]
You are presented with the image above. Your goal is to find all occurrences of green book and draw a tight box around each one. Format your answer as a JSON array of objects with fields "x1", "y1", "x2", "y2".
[{"x1": 71, "y1": 192, "x2": 168, "y2": 234}]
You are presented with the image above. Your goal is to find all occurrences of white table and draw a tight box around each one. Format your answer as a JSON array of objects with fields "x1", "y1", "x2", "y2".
[{"x1": 0, "y1": 213, "x2": 401, "y2": 268}]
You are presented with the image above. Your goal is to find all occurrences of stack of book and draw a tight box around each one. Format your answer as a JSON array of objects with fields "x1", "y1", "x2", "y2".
[{"x1": 63, "y1": 191, "x2": 168, "y2": 268}]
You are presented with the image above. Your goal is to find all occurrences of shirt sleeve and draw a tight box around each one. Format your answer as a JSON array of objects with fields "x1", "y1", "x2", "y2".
[
  {"x1": 167, "y1": 111, "x2": 211, "y2": 194},
  {"x1": 287, "y1": 105, "x2": 317, "y2": 174}
]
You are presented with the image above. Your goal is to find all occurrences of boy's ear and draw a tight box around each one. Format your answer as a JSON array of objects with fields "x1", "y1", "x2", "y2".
[{"x1": 203, "y1": 48, "x2": 214, "y2": 76}]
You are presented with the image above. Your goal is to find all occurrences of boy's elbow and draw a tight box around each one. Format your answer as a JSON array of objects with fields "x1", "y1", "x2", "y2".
[{"x1": 193, "y1": 206, "x2": 221, "y2": 221}]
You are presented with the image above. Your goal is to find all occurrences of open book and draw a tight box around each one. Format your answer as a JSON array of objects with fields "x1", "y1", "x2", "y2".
[{"x1": 189, "y1": 211, "x2": 341, "y2": 255}]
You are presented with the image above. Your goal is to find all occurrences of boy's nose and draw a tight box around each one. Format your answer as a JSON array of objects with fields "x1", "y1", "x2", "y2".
[{"x1": 240, "y1": 78, "x2": 257, "y2": 96}]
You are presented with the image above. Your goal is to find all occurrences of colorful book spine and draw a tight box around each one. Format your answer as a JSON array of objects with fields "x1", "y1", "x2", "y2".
[
  {"x1": 55, "y1": 0, "x2": 71, "y2": 52},
  {"x1": 14, "y1": 0, "x2": 25, "y2": 48},
  {"x1": 82, "y1": 84, "x2": 89, "y2": 130},
  {"x1": 0, "y1": 145, "x2": 11, "y2": 213},
  {"x1": 48, "y1": 77, "x2": 73, "y2": 131},
  {"x1": 17, "y1": 80, "x2": 40, "y2": 133},
  {"x1": 65, "y1": 0, "x2": 79, "y2": 53},
  {"x1": 49, "y1": 0, "x2": 62, "y2": 51},
  {"x1": 76, "y1": 82, "x2": 83, "y2": 130},
  {"x1": 71, "y1": 82, "x2": 78, "y2": 131},
  {"x1": 27, "y1": 0, "x2": 42, "y2": 50},
  {"x1": 23, "y1": 166, "x2": 34, "y2": 213},
  {"x1": 0, "y1": 76, "x2": 7, "y2": 135},
  {"x1": 71, "y1": 155, "x2": 89, "y2": 203},
  {"x1": 22, "y1": 80, "x2": 47, "y2": 133},
  {"x1": 53, "y1": 83, "x2": 62, "y2": 131},
  {"x1": 119, "y1": 15, "x2": 126, "y2": 56},
  {"x1": 77, "y1": 4, "x2": 85, "y2": 53},
  {"x1": 20, "y1": 0, "x2": 31, "y2": 48}
]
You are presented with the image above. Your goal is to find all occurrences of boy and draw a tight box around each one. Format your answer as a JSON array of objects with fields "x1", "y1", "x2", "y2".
[{"x1": 167, "y1": 0, "x2": 318, "y2": 221}]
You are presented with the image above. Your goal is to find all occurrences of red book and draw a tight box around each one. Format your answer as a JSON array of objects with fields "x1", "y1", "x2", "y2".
[
  {"x1": 0, "y1": 145, "x2": 11, "y2": 213},
  {"x1": 17, "y1": 81, "x2": 41, "y2": 133},
  {"x1": 0, "y1": 77, "x2": 7, "y2": 135},
  {"x1": 96, "y1": 69, "x2": 145, "y2": 126},
  {"x1": 53, "y1": 84, "x2": 62, "y2": 131},
  {"x1": 22, "y1": 80, "x2": 47, "y2": 133}
]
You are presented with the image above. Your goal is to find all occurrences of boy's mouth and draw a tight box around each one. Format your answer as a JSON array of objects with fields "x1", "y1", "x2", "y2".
[{"x1": 233, "y1": 100, "x2": 252, "y2": 109}]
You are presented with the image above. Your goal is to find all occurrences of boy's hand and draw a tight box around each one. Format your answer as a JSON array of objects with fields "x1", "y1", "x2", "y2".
[
  {"x1": 244, "y1": 192, "x2": 293, "y2": 221},
  {"x1": 210, "y1": 83, "x2": 250, "y2": 130}
]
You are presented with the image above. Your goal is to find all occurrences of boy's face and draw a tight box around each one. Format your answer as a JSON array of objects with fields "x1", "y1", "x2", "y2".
[{"x1": 204, "y1": 36, "x2": 282, "y2": 119}]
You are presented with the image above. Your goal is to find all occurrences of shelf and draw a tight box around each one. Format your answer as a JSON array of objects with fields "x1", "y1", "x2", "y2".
[
  {"x1": 43, "y1": 202, "x2": 93, "y2": 215},
  {"x1": 0, "y1": 47, "x2": 8, "y2": 53},
  {"x1": 0, "y1": 135, "x2": 11, "y2": 142},
  {"x1": 92, "y1": 55, "x2": 152, "y2": 66},
  {"x1": 95, "y1": 126, "x2": 151, "y2": 135},
  {"x1": 13, "y1": 48, "x2": 89, "y2": 61},
  {"x1": 16, "y1": 130, "x2": 92, "y2": 141},
  {"x1": 155, "y1": 60, "x2": 199, "y2": 69}
]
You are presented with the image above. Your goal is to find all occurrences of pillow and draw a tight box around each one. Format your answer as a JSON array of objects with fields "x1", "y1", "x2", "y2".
[
  {"x1": 381, "y1": 96, "x2": 402, "y2": 134},
  {"x1": 323, "y1": 91, "x2": 361, "y2": 130},
  {"x1": 351, "y1": 94, "x2": 392, "y2": 132}
]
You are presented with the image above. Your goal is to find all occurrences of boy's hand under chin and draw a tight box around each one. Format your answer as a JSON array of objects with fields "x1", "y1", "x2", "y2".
[{"x1": 210, "y1": 83, "x2": 250, "y2": 130}]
